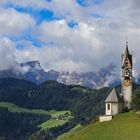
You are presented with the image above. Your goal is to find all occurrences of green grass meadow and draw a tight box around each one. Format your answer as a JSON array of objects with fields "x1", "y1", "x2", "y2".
[
  {"x1": 39, "y1": 119, "x2": 68, "y2": 130},
  {"x1": 0, "y1": 102, "x2": 50, "y2": 115},
  {"x1": 0, "y1": 102, "x2": 69, "y2": 116},
  {"x1": 57, "y1": 124, "x2": 83, "y2": 140},
  {"x1": 66, "y1": 112, "x2": 140, "y2": 140}
]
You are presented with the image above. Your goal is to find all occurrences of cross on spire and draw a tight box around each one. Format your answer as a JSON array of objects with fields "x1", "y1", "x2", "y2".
[{"x1": 125, "y1": 41, "x2": 130, "y2": 55}]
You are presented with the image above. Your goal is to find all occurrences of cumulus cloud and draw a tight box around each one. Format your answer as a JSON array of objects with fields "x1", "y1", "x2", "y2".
[
  {"x1": 0, "y1": 37, "x2": 17, "y2": 70},
  {"x1": 0, "y1": 0, "x2": 50, "y2": 9},
  {"x1": 0, "y1": 0, "x2": 139, "y2": 75},
  {"x1": 0, "y1": 38, "x2": 34, "y2": 74},
  {"x1": 16, "y1": 19, "x2": 105, "y2": 72},
  {"x1": 0, "y1": 0, "x2": 97, "y2": 22},
  {"x1": 0, "y1": 8, "x2": 35, "y2": 37}
]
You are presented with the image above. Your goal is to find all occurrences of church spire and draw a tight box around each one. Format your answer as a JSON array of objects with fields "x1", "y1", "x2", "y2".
[
  {"x1": 125, "y1": 41, "x2": 130, "y2": 55},
  {"x1": 121, "y1": 40, "x2": 133, "y2": 110},
  {"x1": 122, "y1": 40, "x2": 132, "y2": 68}
]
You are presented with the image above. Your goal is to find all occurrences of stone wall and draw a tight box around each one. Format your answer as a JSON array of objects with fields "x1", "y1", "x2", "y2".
[{"x1": 99, "y1": 115, "x2": 112, "y2": 122}]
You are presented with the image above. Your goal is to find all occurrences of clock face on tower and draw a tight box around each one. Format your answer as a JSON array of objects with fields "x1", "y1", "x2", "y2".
[{"x1": 124, "y1": 68, "x2": 131, "y2": 87}]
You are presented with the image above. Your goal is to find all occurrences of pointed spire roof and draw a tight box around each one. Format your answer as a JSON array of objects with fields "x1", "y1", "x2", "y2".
[
  {"x1": 105, "y1": 88, "x2": 123, "y2": 103},
  {"x1": 122, "y1": 41, "x2": 132, "y2": 68},
  {"x1": 125, "y1": 41, "x2": 130, "y2": 55}
]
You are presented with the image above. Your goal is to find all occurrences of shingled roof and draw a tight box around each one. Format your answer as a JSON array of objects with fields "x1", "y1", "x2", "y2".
[{"x1": 105, "y1": 88, "x2": 123, "y2": 103}]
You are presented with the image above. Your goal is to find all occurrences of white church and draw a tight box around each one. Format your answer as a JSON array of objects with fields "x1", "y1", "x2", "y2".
[{"x1": 100, "y1": 42, "x2": 133, "y2": 122}]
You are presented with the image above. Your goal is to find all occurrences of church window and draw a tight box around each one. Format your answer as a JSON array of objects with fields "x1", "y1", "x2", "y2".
[
  {"x1": 107, "y1": 103, "x2": 110, "y2": 110},
  {"x1": 125, "y1": 69, "x2": 129, "y2": 77}
]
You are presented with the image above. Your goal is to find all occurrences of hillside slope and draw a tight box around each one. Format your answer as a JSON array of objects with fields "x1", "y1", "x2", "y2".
[
  {"x1": 0, "y1": 78, "x2": 112, "y2": 139},
  {"x1": 66, "y1": 112, "x2": 140, "y2": 140}
]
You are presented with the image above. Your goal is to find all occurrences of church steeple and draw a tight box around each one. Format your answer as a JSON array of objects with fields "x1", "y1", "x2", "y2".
[
  {"x1": 125, "y1": 41, "x2": 130, "y2": 55},
  {"x1": 122, "y1": 41, "x2": 132, "y2": 68},
  {"x1": 121, "y1": 41, "x2": 133, "y2": 110}
]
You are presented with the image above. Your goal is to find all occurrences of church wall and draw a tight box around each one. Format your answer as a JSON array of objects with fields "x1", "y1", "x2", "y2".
[
  {"x1": 118, "y1": 103, "x2": 123, "y2": 113},
  {"x1": 105, "y1": 103, "x2": 111, "y2": 115},
  {"x1": 122, "y1": 85, "x2": 132, "y2": 109},
  {"x1": 111, "y1": 103, "x2": 119, "y2": 115},
  {"x1": 106, "y1": 103, "x2": 121, "y2": 116},
  {"x1": 99, "y1": 115, "x2": 112, "y2": 122}
]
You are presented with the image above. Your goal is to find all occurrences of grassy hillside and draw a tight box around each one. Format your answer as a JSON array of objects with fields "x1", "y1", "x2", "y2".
[
  {"x1": 40, "y1": 119, "x2": 68, "y2": 130},
  {"x1": 57, "y1": 124, "x2": 83, "y2": 140},
  {"x1": 65, "y1": 112, "x2": 140, "y2": 140}
]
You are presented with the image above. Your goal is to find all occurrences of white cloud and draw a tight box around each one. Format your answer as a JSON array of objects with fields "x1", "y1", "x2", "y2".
[
  {"x1": 0, "y1": 0, "x2": 140, "y2": 75},
  {"x1": 0, "y1": 0, "x2": 51, "y2": 9},
  {"x1": 15, "y1": 19, "x2": 110, "y2": 72},
  {"x1": 0, "y1": 0, "x2": 92, "y2": 23},
  {"x1": 0, "y1": 37, "x2": 33, "y2": 73},
  {"x1": 0, "y1": 37, "x2": 17, "y2": 70},
  {"x1": 0, "y1": 8, "x2": 35, "y2": 37}
]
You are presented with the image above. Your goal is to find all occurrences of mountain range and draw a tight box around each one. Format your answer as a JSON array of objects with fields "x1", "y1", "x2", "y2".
[{"x1": 0, "y1": 60, "x2": 124, "y2": 89}]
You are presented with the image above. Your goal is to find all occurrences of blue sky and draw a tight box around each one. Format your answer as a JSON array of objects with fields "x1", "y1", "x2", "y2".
[
  {"x1": 4, "y1": 0, "x2": 104, "y2": 48},
  {"x1": 77, "y1": 0, "x2": 104, "y2": 6},
  {"x1": 0, "y1": 0, "x2": 139, "y2": 74}
]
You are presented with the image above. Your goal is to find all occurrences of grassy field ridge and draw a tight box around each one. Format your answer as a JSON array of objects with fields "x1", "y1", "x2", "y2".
[{"x1": 65, "y1": 112, "x2": 140, "y2": 140}]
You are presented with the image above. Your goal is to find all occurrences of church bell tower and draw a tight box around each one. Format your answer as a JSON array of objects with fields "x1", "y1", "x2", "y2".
[{"x1": 121, "y1": 42, "x2": 133, "y2": 110}]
